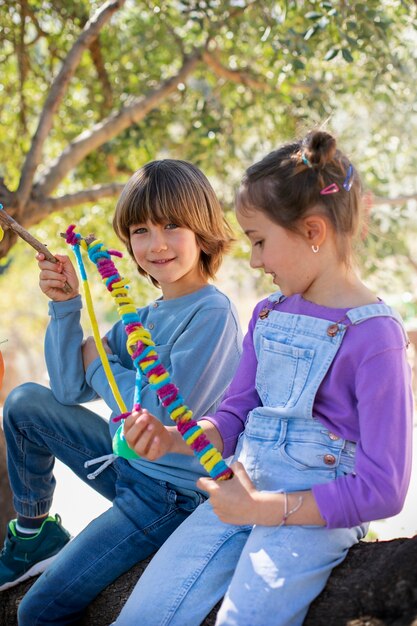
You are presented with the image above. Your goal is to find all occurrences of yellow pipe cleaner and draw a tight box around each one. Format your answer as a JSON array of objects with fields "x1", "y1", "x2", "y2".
[{"x1": 65, "y1": 225, "x2": 233, "y2": 481}]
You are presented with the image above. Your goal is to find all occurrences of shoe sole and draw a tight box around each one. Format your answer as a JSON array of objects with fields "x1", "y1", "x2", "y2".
[{"x1": 0, "y1": 551, "x2": 64, "y2": 592}]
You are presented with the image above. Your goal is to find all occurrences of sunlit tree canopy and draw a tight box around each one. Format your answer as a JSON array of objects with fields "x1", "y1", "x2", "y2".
[{"x1": 0, "y1": 0, "x2": 416, "y2": 348}]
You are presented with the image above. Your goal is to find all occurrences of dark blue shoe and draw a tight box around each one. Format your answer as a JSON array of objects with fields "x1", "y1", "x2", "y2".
[{"x1": 0, "y1": 514, "x2": 71, "y2": 591}]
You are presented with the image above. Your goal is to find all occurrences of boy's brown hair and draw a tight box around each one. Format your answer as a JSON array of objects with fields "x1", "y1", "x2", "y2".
[{"x1": 113, "y1": 160, "x2": 233, "y2": 287}]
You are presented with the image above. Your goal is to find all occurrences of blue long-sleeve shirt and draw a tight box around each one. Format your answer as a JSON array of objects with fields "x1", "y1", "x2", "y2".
[{"x1": 45, "y1": 285, "x2": 242, "y2": 492}]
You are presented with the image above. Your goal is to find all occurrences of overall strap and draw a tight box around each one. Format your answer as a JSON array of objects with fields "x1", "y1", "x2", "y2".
[
  {"x1": 258, "y1": 291, "x2": 286, "y2": 319},
  {"x1": 345, "y1": 302, "x2": 409, "y2": 344},
  {"x1": 268, "y1": 290, "x2": 285, "y2": 304}
]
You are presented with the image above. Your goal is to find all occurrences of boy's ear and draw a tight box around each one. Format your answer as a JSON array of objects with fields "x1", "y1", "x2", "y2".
[{"x1": 301, "y1": 215, "x2": 327, "y2": 248}]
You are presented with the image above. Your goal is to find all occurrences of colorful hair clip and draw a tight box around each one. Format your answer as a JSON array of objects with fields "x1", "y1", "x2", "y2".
[
  {"x1": 301, "y1": 153, "x2": 313, "y2": 168},
  {"x1": 320, "y1": 183, "x2": 339, "y2": 195},
  {"x1": 342, "y1": 164, "x2": 354, "y2": 191}
]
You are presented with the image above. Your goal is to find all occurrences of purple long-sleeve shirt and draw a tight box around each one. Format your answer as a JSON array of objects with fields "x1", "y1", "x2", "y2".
[{"x1": 206, "y1": 294, "x2": 413, "y2": 529}]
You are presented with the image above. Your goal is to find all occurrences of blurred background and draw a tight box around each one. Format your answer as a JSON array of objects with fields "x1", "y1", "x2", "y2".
[{"x1": 0, "y1": 0, "x2": 416, "y2": 542}]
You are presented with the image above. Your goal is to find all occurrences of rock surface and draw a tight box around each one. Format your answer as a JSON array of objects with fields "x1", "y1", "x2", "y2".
[{"x1": 1, "y1": 535, "x2": 417, "y2": 625}]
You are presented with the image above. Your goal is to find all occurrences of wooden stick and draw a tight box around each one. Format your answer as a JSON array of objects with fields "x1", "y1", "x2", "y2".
[{"x1": 0, "y1": 205, "x2": 72, "y2": 293}]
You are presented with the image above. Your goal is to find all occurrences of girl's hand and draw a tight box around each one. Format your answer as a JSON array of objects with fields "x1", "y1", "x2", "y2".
[
  {"x1": 199, "y1": 463, "x2": 322, "y2": 527},
  {"x1": 37, "y1": 253, "x2": 79, "y2": 301},
  {"x1": 197, "y1": 461, "x2": 264, "y2": 526},
  {"x1": 124, "y1": 409, "x2": 174, "y2": 461},
  {"x1": 82, "y1": 336, "x2": 112, "y2": 371}
]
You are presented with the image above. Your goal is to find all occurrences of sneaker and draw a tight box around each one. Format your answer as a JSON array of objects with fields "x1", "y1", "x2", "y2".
[{"x1": 0, "y1": 514, "x2": 71, "y2": 591}]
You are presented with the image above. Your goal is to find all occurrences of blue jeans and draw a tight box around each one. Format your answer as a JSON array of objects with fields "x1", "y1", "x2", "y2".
[
  {"x1": 113, "y1": 299, "x2": 380, "y2": 626},
  {"x1": 3, "y1": 383, "x2": 204, "y2": 625},
  {"x1": 114, "y1": 418, "x2": 367, "y2": 626}
]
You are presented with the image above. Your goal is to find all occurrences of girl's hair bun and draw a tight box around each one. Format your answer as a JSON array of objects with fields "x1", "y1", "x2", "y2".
[
  {"x1": 304, "y1": 130, "x2": 337, "y2": 168},
  {"x1": 237, "y1": 128, "x2": 361, "y2": 264}
]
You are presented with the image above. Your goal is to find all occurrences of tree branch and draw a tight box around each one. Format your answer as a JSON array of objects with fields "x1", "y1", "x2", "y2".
[
  {"x1": 17, "y1": 0, "x2": 29, "y2": 132},
  {"x1": 0, "y1": 206, "x2": 72, "y2": 292},
  {"x1": 89, "y1": 37, "x2": 114, "y2": 114},
  {"x1": 27, "y1": 183, "x2": 126, "y2": 223},
  {"x1": 24, "y1": 1, "x2": 49, "y2": 39},
  {"x1": 34, "y1": 52, "x2": 202, "y2": 198},
  {"x1": 17, "y1": 0, "x2": 126, "y2": 209},
  {"x1": 202, "y1": 50, "x2": 269, "y2": 91},
  {"x1": 27, "y1": 188, "x2": 417, "y2": 227},
  {"x1": 227, "y1": 0, "x2": 260, "y2": 20}
]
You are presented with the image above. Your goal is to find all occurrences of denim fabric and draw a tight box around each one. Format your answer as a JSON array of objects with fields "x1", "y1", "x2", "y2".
[
  {"x1": 112, "y1": 302, "x2": 398, "y2": 626},
  {"x1": 113, "y1": 425, "x2": 364, "y2": 626},
  {"x1": 3, "y1": 383, "x2": 117, "y2": 515},
  {"x1": 2, "y1": 383, "x2": 204, "y2": 625}
]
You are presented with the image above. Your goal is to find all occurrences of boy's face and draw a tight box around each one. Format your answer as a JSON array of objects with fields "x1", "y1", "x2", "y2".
[{"x1": 128, "y1": 219, "x2": 206, "y2": 299}]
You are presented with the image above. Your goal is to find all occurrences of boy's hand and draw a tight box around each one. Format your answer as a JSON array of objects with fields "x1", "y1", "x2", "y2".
[
  {"x1": 82, "y1": 336, "x2": 112, "y2": 371},
  {"x1": 124, "y1": 409, "x2": 174, "y2": 461},
  {"x1": 37, "y1": 253, "x2": 79, "y2": 301},
  {"x1": 197, "y1": 461, "x2": 264, "y2": 526}
]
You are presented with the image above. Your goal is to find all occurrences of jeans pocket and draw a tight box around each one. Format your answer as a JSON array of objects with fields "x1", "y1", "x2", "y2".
[
  {"x1": 172, "y1": 487, "x2": 206, "y2": 514},
  {"x1": 279, "y1": 438, "x2": 339, "y2": 484},
  {"x1": 256, "y1": 338, "x2": 314, "y2": 407}
]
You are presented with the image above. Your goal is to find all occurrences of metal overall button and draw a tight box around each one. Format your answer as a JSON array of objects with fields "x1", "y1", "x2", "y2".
[
  {"x1": 328, "y1": 432, "x2": 340, "y2": 441},
  {"x1": 323, "y1": 454, "x2": 336, "y2": 465},
  {"x1": 327, "y1": 324, "x2": 339, "y2": 337}
]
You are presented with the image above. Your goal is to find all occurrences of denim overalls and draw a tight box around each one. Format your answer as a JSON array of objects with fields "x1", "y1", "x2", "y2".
[{"x1": 114, "y1": 295, "x2": 405, "y2": 626}]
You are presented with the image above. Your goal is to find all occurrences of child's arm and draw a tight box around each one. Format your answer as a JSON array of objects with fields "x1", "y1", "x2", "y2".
[
  {"x1": 122, "y1": 299, "x2": 266, "y2": 461},
  {"x1": 312, "y1": 319, "x2": 413, "y2": 529},
  {"x1": 85, "y1": 294, "x2": 243, "y2": 421},
  {"x1": 39, "y1": 252, "x2": 101, "y2": 404},
  {"x1": 81, "y1": 336, "x2": 112, "y2": 371},
  {"x1": 198, "y1": 462, "x2": 326, "y2": 527},
  {"x1": 123, "y1": 409, "x2": 325, "y2": 527},
  {"x1": 123, "y1": 408, "x2": 225, "y2": 459},
  {"x1": 121, "y1": 301, "x2": 268, "y2": 460}
]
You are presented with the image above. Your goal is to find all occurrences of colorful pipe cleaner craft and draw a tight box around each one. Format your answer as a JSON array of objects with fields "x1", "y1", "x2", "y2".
[{"x1": 65, "y1": 225, "x2": 233, "y2": 481}]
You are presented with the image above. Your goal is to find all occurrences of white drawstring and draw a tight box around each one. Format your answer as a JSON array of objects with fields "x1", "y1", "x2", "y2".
[{"x1": 84, "y1": 453, "x2": 118, "y2": 480}]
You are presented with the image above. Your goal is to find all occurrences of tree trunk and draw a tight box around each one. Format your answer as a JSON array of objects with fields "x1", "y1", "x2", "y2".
[{"x1": 1, "y1": 536, "x2": 416, "y2": 625}]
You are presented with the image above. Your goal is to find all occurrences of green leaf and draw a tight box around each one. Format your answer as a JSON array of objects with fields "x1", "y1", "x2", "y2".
[
  {"x1": 324, "y1": 48, "x2": 339, "y2": 61},
  {"x1": 304, "y1": 26, "x2": 317, "y2": 41},
  {"x1": 305, "y1": 12, "x2": 323, "y2": 20},
  {"x1": 292, "y1": 59, "x2": 305, "y2": 70},
  {"x1": 342, "y1": 48, "x2": 354, "y2": 62}
]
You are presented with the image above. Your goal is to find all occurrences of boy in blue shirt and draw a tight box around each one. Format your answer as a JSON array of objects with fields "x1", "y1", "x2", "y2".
[{"x1": 0, "y1": 159, "x2": 242, "y2": 625}]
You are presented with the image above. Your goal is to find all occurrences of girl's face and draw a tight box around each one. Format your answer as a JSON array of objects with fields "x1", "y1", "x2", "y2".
[
  {"x1": 236, "y1": 206, "x2": 316, "y2": 297},
  {"x1": 129, "y1": 220, "x2": 206, "y2": 299}
]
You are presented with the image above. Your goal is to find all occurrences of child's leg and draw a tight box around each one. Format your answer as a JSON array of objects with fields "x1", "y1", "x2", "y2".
[
  {"x1": 215, "y1": 523, "x2": 366, "y2": 626},
  {"x1": 1, "y1": 383, "x2": 117, "y2": 591},
  {"x1": 17, "y1": 466, "x2": 204, "y2": 625},
  {"x1": 114, "y1": 500, "x2": 251, "y2": 626},
  {"x1": 3, "y1": 382, "x2": 117, "y2": 517}
]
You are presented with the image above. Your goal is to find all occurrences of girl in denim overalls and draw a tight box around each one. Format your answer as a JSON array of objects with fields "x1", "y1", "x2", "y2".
[{"x1": 114, "y1": 131, "x2": 413, "y2": 626}]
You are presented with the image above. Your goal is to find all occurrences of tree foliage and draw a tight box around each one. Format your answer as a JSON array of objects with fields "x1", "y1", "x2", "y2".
[{"x1": 0, "y1": 0, "x2": 416, "y2": 310}]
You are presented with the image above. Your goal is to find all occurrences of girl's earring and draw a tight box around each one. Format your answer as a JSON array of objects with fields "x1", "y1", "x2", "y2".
[{"x1": 312, "y1": 245, "x2": 319, "y2": 253}]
